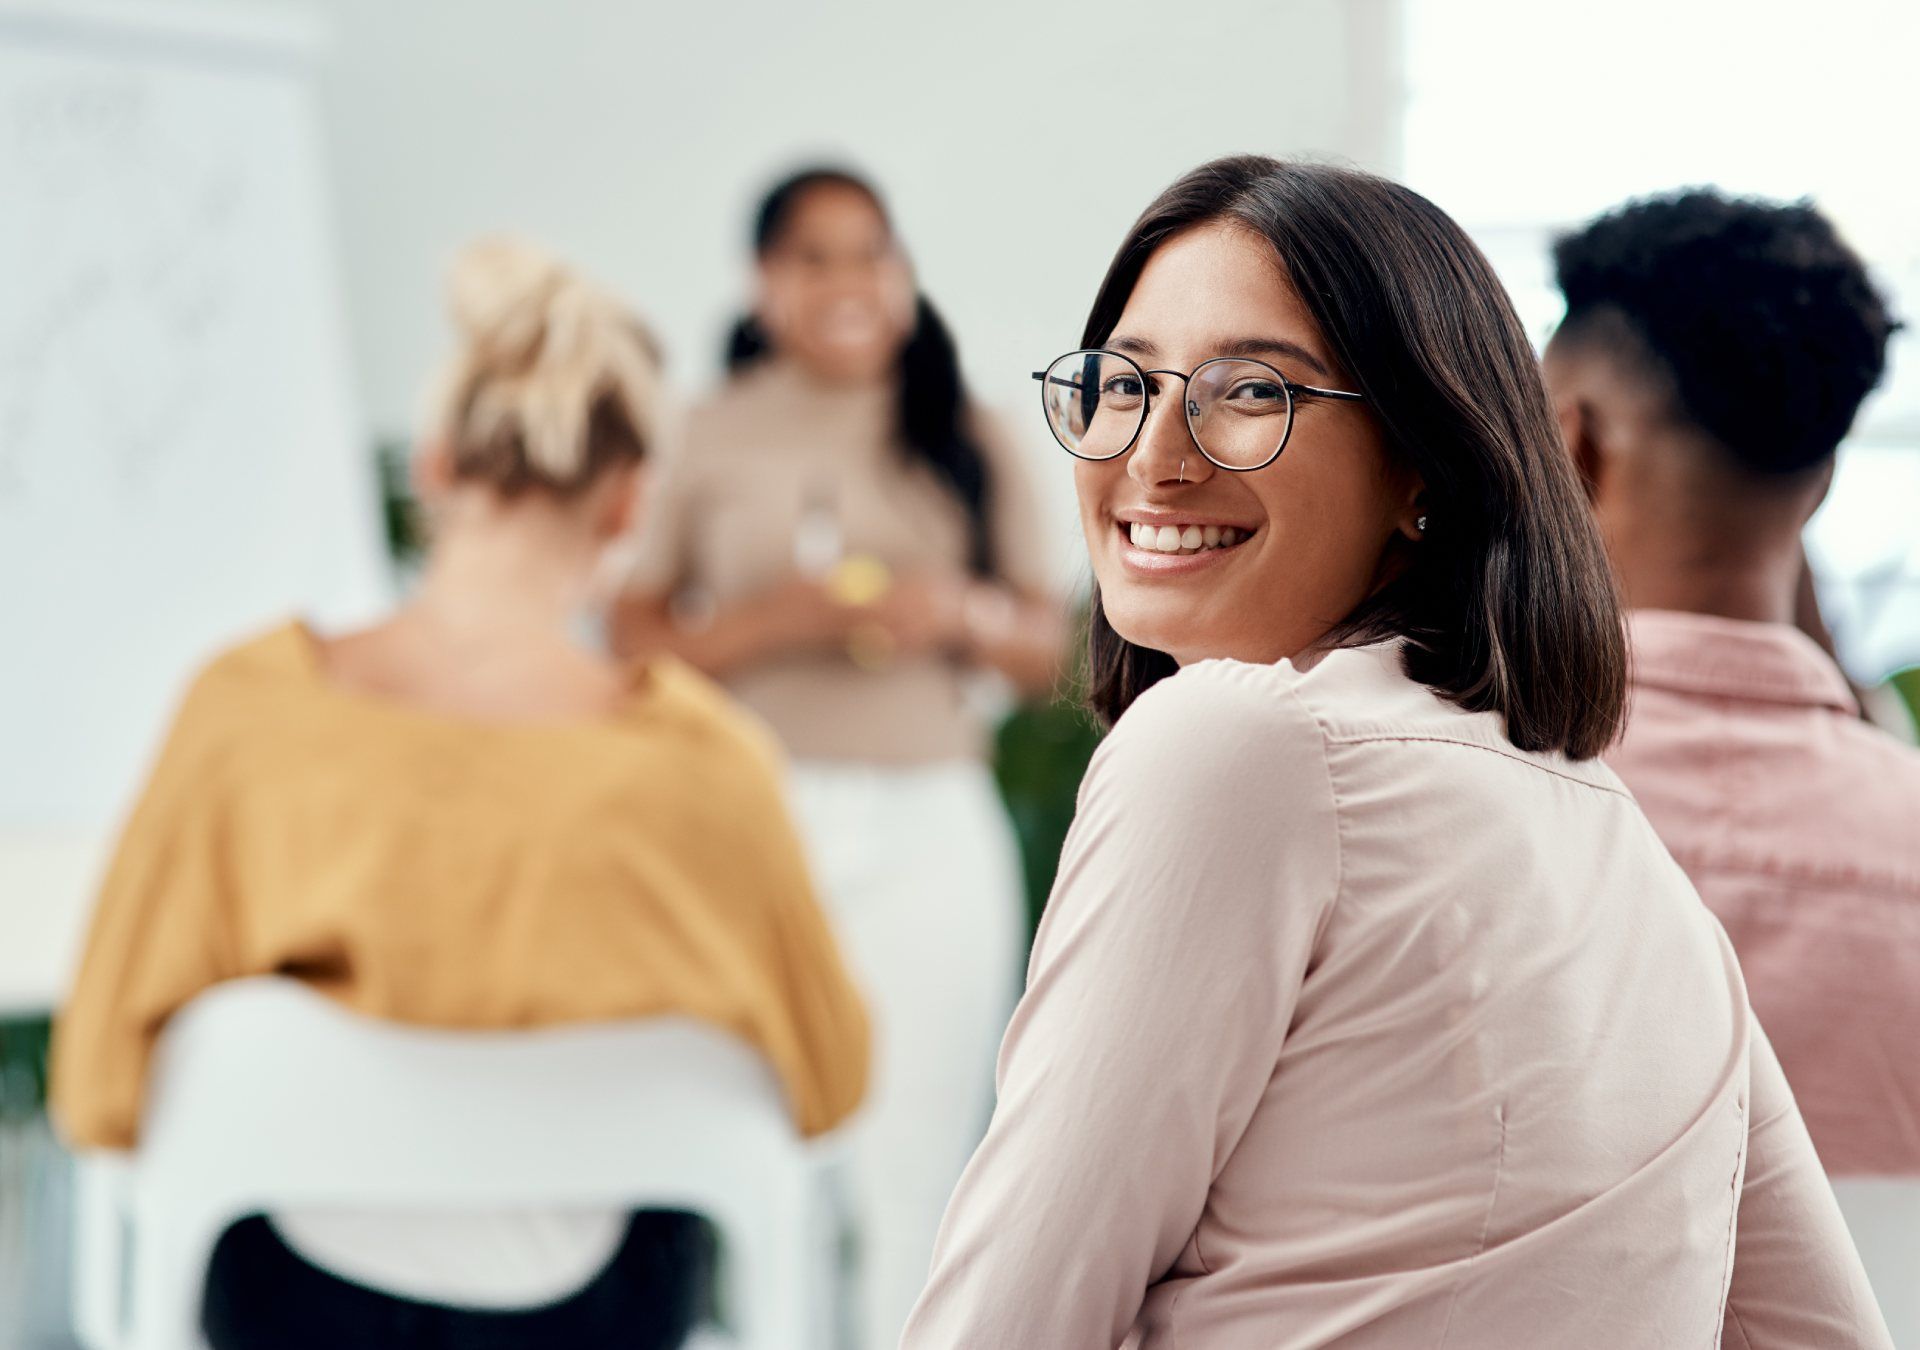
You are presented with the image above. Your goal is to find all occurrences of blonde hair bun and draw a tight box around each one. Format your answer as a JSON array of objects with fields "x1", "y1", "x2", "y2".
[{"x1": 428, "y1": 235, "x2": 661, "y2": 494}]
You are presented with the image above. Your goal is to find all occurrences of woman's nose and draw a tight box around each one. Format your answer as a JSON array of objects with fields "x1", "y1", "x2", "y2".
[{"x1": 1128, "y1": 392, "x2": 1212, "y2": 489}]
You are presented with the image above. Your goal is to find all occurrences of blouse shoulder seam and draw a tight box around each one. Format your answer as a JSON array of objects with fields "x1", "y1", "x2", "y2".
[{"x1": 1324, "y1": 730, "x2": 1631, "y2": 798}]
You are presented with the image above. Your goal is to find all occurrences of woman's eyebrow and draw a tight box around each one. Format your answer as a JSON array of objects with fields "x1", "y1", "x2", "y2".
[
  {"x1": 1217, "y1": 336, "x2": 1333, "y2": 380},
  {"x1": 1106, "y1": 333, "x2": 1333, "y2": 380}
]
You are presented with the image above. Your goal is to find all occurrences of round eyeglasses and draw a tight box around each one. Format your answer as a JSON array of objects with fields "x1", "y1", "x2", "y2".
[{"x1": 1032, "y1": 349, "x2": 1365, "y2": 472}]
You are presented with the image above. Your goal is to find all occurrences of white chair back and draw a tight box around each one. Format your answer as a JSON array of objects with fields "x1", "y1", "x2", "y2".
[
  {"x1": 1832, "y1": 1176, "x2": 1920, "y2": 1348},
  {"x1": 72, "y1": 977, "x2": 829, "y2": 1350}
]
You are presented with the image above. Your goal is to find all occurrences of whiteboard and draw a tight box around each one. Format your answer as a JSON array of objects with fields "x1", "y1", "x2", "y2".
[{"x1": 0, "y1": 0, "x2": 390, "y2": 1003}]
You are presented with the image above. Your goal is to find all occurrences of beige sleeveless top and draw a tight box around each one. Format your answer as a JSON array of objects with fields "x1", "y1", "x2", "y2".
[{"x1": 628, "y1": 359, "x2": 1061, "y2": 765}]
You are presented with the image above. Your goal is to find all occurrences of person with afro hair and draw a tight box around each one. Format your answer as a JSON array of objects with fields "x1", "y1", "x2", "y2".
[{"x1": 1544, "y1": 189, "x2": 1920, "y2": 1178}]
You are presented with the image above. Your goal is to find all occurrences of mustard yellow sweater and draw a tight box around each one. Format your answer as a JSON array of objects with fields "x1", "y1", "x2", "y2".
[{"x1": 53, "y1": 623, "x2": 869, "y2": 1148}]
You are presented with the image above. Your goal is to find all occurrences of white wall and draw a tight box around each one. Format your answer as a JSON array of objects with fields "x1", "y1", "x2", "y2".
[{"x1": 311, "y1": 0, "x2": 1402, "y2": 583}]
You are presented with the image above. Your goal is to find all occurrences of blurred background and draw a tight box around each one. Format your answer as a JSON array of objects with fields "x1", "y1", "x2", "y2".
[{"x1": 1, "y1": 0, "x2": 1914, "y2": 1345}]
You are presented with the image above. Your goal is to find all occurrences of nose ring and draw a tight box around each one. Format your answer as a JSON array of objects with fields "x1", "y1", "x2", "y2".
[{"x1": 1178, "y1": 458, "x2": 1187, "y2": 484}]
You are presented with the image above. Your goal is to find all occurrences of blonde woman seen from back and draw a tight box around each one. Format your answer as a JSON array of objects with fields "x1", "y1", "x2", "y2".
[{"x1": 53, "y1": 239, "x2": 868, "y2": 1350}]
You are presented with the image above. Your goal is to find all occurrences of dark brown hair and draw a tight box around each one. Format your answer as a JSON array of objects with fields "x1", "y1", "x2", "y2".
[{"x1": 1085, "y1": 157, "x2": 1626, "y2": 760}]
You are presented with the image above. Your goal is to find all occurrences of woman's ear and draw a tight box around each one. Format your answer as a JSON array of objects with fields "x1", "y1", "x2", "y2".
[
  {"x1": 1394, "y1": 474, "x2": 1430, "y2": 544},
  {"x1": 412, "y1": 437, "x2": 456, "y2": 502},
  {"x1": 593, "y1": 464, "x2": 646, "y2": 540},
  {"x1": 1368, "y1": 474, "x2": 1428, "y2": 597}
]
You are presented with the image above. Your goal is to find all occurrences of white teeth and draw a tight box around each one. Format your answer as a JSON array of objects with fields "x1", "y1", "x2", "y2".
[{"x1": 1124, "y1": 522, "x2": 1249, "y2": 554}]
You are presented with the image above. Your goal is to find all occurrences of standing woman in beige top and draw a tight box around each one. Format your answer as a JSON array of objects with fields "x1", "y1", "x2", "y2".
[
  {"x1": 903, "y1": 157, "x2": 1889, "y2": 1348},
  {"x1": 611, "y1": 167, "x2": 1066, "y2": 1348}
]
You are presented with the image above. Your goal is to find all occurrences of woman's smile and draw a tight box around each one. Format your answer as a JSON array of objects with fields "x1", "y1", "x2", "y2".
[{"x1": 1111, "y1": 507, "x2": 1259, "y2": 576}]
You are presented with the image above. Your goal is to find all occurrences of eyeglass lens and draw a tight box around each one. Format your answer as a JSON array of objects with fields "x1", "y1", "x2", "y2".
[{"x1": 1040, "y1": 351, "x2": 1294, "y2": 470}]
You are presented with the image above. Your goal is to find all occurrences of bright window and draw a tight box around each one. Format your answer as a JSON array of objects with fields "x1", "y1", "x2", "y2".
[{"x1": 1401, "y1": 0, "x2": 1920, "y2": 681}]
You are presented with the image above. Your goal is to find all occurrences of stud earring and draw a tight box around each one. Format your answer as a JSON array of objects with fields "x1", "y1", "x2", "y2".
[{"x1": 1416, "y1": 515, "x2": 1429, "y2": 533}]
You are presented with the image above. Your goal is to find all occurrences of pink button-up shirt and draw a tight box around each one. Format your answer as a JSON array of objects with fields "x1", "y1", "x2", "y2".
[
  {"x1": 1608, "y1": 609, "x2": 1920, "y2": 1177},
  {"x1": 904, "y1": 644, "x2": 1887, "y2": 1349}
]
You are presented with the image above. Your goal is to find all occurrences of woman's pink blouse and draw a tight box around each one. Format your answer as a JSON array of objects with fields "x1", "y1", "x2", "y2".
[{"x1": 902, "y1": 645, "x2": 1888, "y2": 1349}]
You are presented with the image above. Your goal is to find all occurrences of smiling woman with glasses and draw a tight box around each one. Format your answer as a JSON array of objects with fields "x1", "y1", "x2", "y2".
[{"x1": 901, "y1": 157, "x2": 1890, "y2": 1349}]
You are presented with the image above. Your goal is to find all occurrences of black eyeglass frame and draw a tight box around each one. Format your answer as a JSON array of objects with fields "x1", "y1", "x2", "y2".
[{"x1": 1031, "y1": 348, "x2": 1366, "y2": 472}]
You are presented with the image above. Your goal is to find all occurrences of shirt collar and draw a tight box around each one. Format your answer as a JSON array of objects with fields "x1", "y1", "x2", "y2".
[{"x1": 1627, "y1": 609, "x2": 1859, "y2": 714}]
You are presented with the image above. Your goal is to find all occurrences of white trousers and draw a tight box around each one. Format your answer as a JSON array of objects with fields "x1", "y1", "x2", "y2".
[{"x1": 787, "y1": 760, "x2": 1025, "y2": 1350}]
